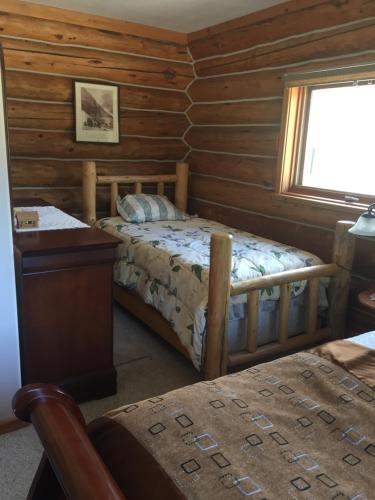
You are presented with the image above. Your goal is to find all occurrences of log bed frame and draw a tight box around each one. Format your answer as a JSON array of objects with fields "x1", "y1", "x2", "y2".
[{"x1": 82, "y1": 160, "x2": 356, "y2": 379}]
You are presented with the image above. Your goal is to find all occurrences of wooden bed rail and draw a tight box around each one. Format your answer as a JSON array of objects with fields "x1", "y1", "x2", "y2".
[
  {"x1": 82, "y1": 161, "x2": 189, "y2": 224},
  {"x1": 13, "y1": 384, "x2": 125, "y2": 500},
  {"x1": 230, "y1": 263, "x2": 338, "y2": 295}
]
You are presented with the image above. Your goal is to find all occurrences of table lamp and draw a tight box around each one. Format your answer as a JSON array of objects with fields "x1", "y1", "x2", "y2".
[{"x1": 349, "y1": 204, "x2": 375, "y2": 236}]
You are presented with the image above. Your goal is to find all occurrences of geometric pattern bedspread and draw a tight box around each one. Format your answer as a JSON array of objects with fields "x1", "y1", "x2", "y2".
[{"x1": 107, "y1": 347, "x2": 374, "y2": 499}]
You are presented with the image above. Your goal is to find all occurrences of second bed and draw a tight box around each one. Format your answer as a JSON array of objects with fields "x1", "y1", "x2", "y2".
[
  {"x1": 98, "y1": 215, "x2": 328, "y2": 370},
  {"x1": 82, "y1": 161, "x2": 356, "y2": 378}
]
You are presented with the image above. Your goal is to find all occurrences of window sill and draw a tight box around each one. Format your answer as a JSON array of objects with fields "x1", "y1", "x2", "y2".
[{"x1": 272, "y1": 192, "x2": 367, "y2": 218}]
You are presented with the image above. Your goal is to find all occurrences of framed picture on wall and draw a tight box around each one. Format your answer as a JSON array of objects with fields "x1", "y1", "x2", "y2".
[{"x1": 74, "y1": 81, "x2": 120, "y2": 143}]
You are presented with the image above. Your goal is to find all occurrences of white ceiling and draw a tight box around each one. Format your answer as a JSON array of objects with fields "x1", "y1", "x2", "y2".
[{"x1": 23, "y1": 0, "x2": 289, "y2": 33}]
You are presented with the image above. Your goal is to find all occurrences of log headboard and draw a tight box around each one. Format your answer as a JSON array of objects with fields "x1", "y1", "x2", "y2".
[{"x1": 82, "y1": 161, "x2": 189, "y2": 225}]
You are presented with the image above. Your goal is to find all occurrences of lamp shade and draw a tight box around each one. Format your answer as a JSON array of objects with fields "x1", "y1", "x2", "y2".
[{"x1": 349, "y1": 203, "x2": 375, "y2": 236}]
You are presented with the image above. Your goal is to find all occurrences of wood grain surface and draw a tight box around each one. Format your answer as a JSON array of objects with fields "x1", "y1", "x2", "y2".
[
  {"x1": 186, "y1": 0, "x2": 375, "y2": 330},
  {"x1": 2, "y1": 1, "x2": 193, "y2": 215}
]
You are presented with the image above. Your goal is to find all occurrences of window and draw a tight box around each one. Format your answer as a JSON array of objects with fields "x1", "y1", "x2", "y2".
[{"x1": 277, "y1": 65, "x2": 375, "y2": 208}]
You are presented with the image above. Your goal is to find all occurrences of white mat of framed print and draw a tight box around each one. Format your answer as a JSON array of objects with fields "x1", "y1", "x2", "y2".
[{"x1": 74, "y1": 81, "x2": 120, "y2": 143}]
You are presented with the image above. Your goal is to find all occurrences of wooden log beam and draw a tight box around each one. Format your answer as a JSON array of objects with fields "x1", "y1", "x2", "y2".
[
  {"x1": 278, "y1": 284, "x2": 291, "y2": 344},
  {"x1": 195, "y1": 22, "x2": 375, "y2": 77},
  {"x1": 189, "y1": 175, "x2": 364, "y2": 229},
  {"x1": 205, "y1": 232, "x2": 232, "y2": 380},
  {"x1": 188, "y1": 0, "x2": 375, "y2": 59},
  {"x1": 82, "y1": 161, "x2": 97, "y2": 225},
  {"x1": 5, "y1": 71, "x2": 191, "y2": 112},
  {"x1": 228, "y1": 328, "x2": 331, "y2": 367},
  {"x1": 7, "y1": 101, "x2": 190, "y2": 137},
  {"x1": 188, "y1": 68, "x2": 285, "y2": 102},
  {"x1": 187, "y1": 150, "x2": 275, "y2": 189},
  {"x1": 185, "y1": 126, "x2": 279, "y2": 156},
  {"x1": 0, "y1": 10, "x2": 190, "y2": 61},
  {"x1": 10, "y1": 159, "x2": 176, "y2": 188},
  {"x1": 188, "y1": 53, "x2": 375, "y2": 103},
  {"x1": 2, "y1": 38, "x2": 193, "y2": 90},
  {"x1": 307, "y1": 277, "x2": 320, "y2": 336},
  {"x1": 175, "y1": 161, "x2": 189, "y2": 212},
  {"x1": 328, "y1": 221, "x2": 356, "y2": 337},
  {"x1": 188, "y1": 100, "x2": 282, "y2": 125},
  {"x1": 110, "y1": 183, "x2": 118, "y2": 217},
  {"x1": 12, "y1": 185, "x2": 174, "y2": 215},
  {"x1": 97, "y1": 174, "x2": 177, "y2": 185},
  {"x1": 231, "y1": 263, "x2": 338, "y2": 296},
  {"x1": 246, "y1": 291, "x2": 259, "y2": 353},
  {"x1": 9, "y1": 130, "x2": 188, "y2": 160},
  {"x1": 1, "y1": 0, "x2": 188, "y2": 45}
]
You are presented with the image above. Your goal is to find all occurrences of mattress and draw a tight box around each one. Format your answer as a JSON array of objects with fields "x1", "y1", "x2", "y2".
[{"x1": 97, "y1": 216, "x2": 327, "y2": 369}]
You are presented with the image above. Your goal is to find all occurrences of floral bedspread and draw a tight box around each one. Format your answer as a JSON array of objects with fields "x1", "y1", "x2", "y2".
[{"x1": 98, "y1": 217, "x2": 324, "y2": 369}]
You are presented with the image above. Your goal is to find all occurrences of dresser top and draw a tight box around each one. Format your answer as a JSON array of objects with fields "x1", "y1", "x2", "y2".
[
  {"x1": 13, "y1": 198, "x2": 121, "y2": 255},
  {"x1": 14, "y1": 227, "x2": 121, "y2": 256}
]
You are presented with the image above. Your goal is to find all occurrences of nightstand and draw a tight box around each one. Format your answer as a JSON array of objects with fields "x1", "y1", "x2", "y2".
[{"x1": 14, "y1": 221, "x2": 121, "y2": 403}]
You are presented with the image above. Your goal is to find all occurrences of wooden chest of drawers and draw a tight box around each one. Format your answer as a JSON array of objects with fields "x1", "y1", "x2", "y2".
[{"x1": 14, "y1": 225, "x2": 120, "y2": 402}]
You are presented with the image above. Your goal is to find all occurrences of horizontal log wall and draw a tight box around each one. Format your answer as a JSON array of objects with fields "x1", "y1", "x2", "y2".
[
  {"x1": 187, "y1": 0, "x2": 375, "y2": 330},
  {"x1": 3, "y1": 0, "x2": 374, "y2": 329},
  {"x1": 1, "y1": 0, "x2": 193, "y2": 216}
]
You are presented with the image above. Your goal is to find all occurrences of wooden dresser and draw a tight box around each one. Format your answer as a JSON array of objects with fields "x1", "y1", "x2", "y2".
[{"x1": 14, "y1": 222, "x2": 120, "y2": 402}]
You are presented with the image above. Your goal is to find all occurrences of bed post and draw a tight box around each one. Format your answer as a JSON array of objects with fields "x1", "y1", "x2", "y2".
[
  {"x1": 13, "y1": 384, "x2": 125, "y2": 500},
  {"x1": 328, "y1": 220, "x2": 356, "y2": 338},
  {"x1": 82, "y1": 161, "x2": 97, "y2": 225},
  {"x1": 175, "y1": 162, "x2": 189, "y2": 212},
  {"x1": 204, "y1": 233, "x2": 232, "y2": 380}
]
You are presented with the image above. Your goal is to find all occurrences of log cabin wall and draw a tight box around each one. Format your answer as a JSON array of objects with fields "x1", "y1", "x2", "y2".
[
  {"x1": 1, "y1": 0, "x2": 193, "y2": 218},
  {"x1": 187, "y1": 0, "x2": 375, "y2": 330},
  {"x1": 2, "y1": 0, "x2": 373, "y2": 329}
]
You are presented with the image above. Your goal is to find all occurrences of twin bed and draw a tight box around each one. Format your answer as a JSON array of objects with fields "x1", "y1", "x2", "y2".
[
  {"x1": 82, "y1": 160, "x2": 355, "y2": 378},
  {"x1": 98, "y1": 215, "x2": 327, "y2": 370}
]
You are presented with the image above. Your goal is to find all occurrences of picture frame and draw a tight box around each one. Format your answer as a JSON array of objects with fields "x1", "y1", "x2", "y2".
[{"x1": 74, "y1": 81, "x2": 120, "y2": 144}]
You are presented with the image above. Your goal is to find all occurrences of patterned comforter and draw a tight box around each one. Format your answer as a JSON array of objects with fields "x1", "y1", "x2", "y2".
[
  {"x1": 98, "y1": 216, "x2": 325, "y2": 369},
  {"x1": 106, "y1": 339, "x2": 375, "y2": 499}
]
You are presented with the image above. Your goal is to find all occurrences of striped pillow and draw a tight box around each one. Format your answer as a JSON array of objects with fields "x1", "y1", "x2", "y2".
[{"x1": 116, "y1": 194, "x2": 188, "y2": 223}]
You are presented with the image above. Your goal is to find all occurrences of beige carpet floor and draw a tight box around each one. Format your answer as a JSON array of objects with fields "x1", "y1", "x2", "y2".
[{"x1": 0, "y1": 304, "x2": 201, "y2": 500}]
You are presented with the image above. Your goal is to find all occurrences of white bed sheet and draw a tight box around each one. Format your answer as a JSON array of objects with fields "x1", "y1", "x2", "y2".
[{"x1": 348, "y1": 331, "x2": 375, "y2": 350}]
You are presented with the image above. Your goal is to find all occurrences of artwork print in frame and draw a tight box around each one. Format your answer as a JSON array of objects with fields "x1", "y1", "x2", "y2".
[{"x1": 74, "y1": 81, "x2": 120, "y2": 143}]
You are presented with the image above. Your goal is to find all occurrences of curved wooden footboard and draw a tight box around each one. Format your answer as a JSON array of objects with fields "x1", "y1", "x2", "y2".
[{"x1": 13, "y1": 384, "x2": 125, "y2": 500}]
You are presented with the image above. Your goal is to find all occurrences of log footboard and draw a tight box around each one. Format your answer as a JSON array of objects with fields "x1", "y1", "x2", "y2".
[
  {"x1": 13, "y1": 384, "x2": 125, "y2": 500},
  {"x1": 204, "y1": 221, "x2": 356, "y2": 379}
]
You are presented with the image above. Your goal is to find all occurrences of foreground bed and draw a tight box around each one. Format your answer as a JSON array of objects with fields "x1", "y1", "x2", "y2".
[
  {"x1": 82, "y1": 161, "x2": 356, "y2": 379},
  {"x1": 14, "y1": 332, "x2": 375, "y2": 499}
]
